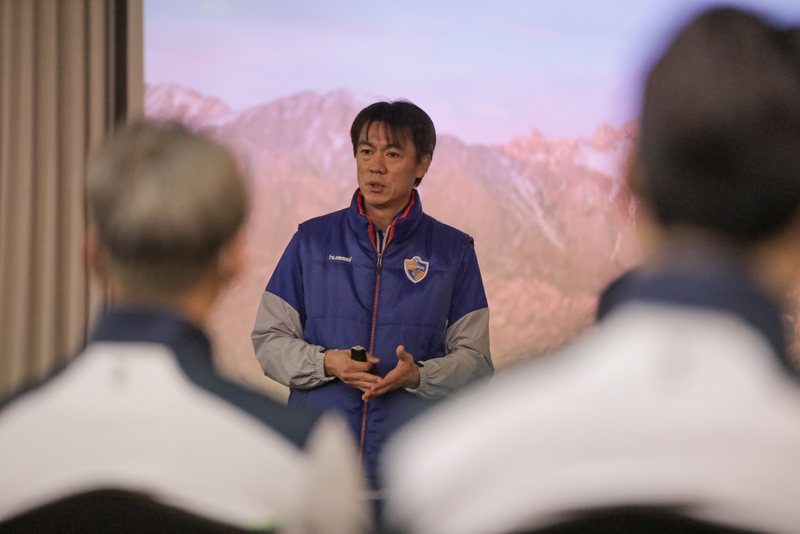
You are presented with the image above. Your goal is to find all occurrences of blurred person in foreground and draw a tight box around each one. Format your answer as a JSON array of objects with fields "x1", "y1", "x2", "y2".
[
  {"x1": 383, "y1": 8, "x2": 800, "y2": 534},
  {"x1": 252, "y1": 100, "x2": 493, "y2": 490},
  {"x1": 0, "y1": 122, "x2": 369, "y2": 534}
]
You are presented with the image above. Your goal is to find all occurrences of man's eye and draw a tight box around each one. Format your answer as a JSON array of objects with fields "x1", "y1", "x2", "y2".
[
  {"x1": 360, "y1": 149, "x2": 372, "y2": 155},
  {"x1": 387, "y1": 152, "x2": 400, "y2": 158}
]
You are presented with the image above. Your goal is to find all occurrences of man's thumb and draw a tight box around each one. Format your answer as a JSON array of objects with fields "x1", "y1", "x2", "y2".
[{"x1": 396, "y1": 345, "x2": 412, "y2": 361}]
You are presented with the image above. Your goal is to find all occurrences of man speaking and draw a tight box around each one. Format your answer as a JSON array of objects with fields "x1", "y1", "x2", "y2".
[{"x1": 252, "y1": 100, "x2": 493, "y2": 488}]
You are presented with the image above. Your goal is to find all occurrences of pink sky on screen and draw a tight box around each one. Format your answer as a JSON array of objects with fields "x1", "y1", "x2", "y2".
[{"x1": 144, "y1": 0, "x2": 800, "y2": 144}]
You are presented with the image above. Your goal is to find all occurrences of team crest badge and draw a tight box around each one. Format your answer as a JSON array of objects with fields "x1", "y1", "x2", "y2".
[{"x1": 404, "y1": 256, "x2": 429, "y2": 283}]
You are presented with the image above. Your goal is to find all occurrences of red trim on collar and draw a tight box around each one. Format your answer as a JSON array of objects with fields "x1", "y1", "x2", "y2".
[
  {"x1": 397, "y1": 190, "x2": 416, "y2": 220},
  {"x1": 356, "y1": 190, "x2": 366, "y2": 215},
  {"x1": 356, "y1": 191, "x2": 377, "y2": 249},
  {"x1": 386, "y1": 190, "x2": 416, "y2": 247},
  {"x1": 357, "y1": 189, "x2": 416, "y2": 251}
]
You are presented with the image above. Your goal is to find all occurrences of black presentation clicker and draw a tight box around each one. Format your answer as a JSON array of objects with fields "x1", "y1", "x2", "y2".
[{"x1": 350, "y1": 346, "x2": 367, "y2": 362}]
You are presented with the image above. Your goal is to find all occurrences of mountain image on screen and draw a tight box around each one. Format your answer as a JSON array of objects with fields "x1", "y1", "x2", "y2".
[{"x1": 146, "y1": 84, "x2": 645, "y2": 390}]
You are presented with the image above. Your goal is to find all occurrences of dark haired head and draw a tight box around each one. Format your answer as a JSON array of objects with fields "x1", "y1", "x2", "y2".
[
  {"x1": 350, "y1": 100, "x2": 436, "y2": 187},
  {"x1": 637, "y1": 8, "x2": 800, "y2": 243}
]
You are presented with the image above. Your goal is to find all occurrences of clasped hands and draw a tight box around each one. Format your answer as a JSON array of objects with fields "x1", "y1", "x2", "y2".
[{"x1": 323, "y1": 345, "x2": 420, "y2": 401}]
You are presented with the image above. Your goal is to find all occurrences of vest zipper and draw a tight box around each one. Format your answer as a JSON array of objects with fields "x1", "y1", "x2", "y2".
[
  {"x1": 359, "y1": 251, "x2": 383, "y2": 472},
  {"x1": 354, "y1": 191, "x2": 415, "y2": 481},
  {"x1": 370, "y1": 252, "x2": 383, "y2": 353}
]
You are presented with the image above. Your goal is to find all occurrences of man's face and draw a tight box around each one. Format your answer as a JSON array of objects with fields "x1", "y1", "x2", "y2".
[{"x1": 356, "y1": 121, "x2": 431, "y2": 222}]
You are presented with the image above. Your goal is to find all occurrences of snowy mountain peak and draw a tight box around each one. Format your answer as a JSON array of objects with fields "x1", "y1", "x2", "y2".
[{"x1": 145, "y1": 84, "x2": 234, "y2": 127}]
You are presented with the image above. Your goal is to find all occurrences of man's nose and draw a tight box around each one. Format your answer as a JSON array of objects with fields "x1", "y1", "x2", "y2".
[{"x1": 370, "y1": 153, "x2": 386, "y2": 174}]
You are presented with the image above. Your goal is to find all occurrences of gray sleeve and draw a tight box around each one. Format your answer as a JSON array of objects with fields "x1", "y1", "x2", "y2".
[
  {"x1": 251, "y1": 291, "x2": 334, "y2": 389},
  {"x1": 407, "y1": 307, "x2": 493, "y2": 399}
]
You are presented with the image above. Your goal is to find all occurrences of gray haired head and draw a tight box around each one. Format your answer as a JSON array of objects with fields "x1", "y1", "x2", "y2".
[{"x1": 87, "y1": 121, "x2": 248, "y2": 292}]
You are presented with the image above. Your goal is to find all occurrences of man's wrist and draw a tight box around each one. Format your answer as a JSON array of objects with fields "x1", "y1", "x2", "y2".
[
  {"x1": 317, "y1": 348, "x2": 334, "y2": 379},
  {"x1": 406, "y1": 361, "x2": 423, "y2": 390}
]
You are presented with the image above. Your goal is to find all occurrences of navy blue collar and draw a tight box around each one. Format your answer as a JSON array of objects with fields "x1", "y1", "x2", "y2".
[
  {"x1": 90, "y1": 306, "x2": 322, "y2": 448},
  {"x1": 91, "y1": 307, "x2": 213, "y2": 366},
  {"x1": 597, "y1": 266, "x2": 795, "y2": 376}
]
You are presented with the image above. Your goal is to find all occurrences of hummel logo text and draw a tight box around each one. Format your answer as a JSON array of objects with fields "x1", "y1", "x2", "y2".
[{"x1": 329, "y1": 254, "x2": 352, "y2": 263}]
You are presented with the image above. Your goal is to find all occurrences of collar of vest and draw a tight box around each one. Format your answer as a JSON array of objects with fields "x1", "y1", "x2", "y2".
[
  {"x1": 347, "y1": 188, "x2": 424, "y2": 251},
  {"x1": 91, "y1": 307, "x2": 214, "y2": 370},
  {"x1": 598, "y1": 264, "x2": 794, "y2": 376},
  {"x1": 89, "y1": 306, "x2": 322, "y2": 448}
]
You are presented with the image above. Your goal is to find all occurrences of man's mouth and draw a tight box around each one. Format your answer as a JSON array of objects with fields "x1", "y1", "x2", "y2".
[{"x1": 367, "y1": 181, "x2": 385, "y2": 192}]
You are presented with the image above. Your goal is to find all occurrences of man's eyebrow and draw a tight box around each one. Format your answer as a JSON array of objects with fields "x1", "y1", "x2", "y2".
[{"x1": 358, "y1": 139, "x2": 404, "y2": 150}]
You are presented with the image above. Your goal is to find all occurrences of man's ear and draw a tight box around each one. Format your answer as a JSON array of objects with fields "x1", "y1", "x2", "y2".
[
  {"x1": 85, "y1": 226, "x2": 107, "y2": 281},
  {"x1": 414, "y1": 154, "x2": 433, "y2": 186},
  {"x1": 623, "y1": 148, "x2": 663, "y2": 258},
  {"x1": 751, "y1": 209, "x2": 800, "y2": 300},
  {"x1": 624, "y1": 147, "x2": 656, "y2": 222},
  {"x1": 217, "y1": 229, "x2": 247, "y2": 285},
  {"x1": 624, "y1": 149, "x2": 643, "y2": 196}
]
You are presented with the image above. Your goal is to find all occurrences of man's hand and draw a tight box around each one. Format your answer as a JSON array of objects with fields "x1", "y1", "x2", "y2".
[
  {"x1": 362, "y1": 345, "x2": 420, "y2": 401},
  {"x1": 323, "y1": 349, "x2": 381, "y2": 392}
]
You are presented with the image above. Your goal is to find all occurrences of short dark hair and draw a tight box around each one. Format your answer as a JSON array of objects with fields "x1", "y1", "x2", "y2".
[
  {"x1": 637, "y1": 8, "x2": 800, "y2": 243},
  {"x1": 350, "y1": 100, "x2": 436, "y2": 185}
]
